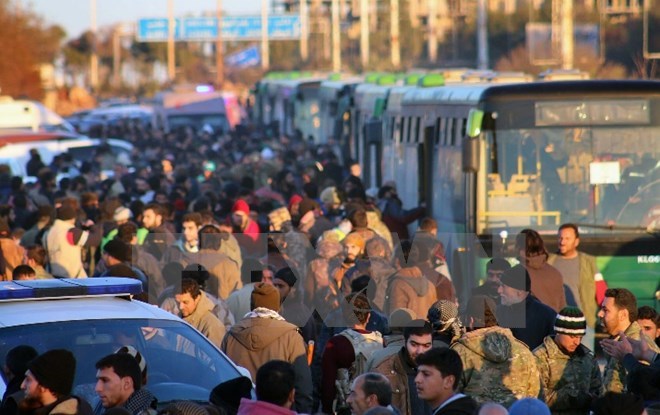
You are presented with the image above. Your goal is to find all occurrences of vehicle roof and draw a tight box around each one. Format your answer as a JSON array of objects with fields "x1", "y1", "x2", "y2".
[
  {"x1": 0, "y1": 131, "x2": 83, "y2": 146},
  {"x1": 0, "y1": 296, "x2": 179, "y2": 328},
  {"x1": 88, "y1": 105, "x2": 154, "y2": 116}
]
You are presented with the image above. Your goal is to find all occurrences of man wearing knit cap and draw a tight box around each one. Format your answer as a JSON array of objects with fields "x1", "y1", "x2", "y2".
[
  {"x1": 20, "y1": 349, "x2": 93, "y2": 415},
  {"x1": 496, "y1": 264, "x2": 557, "y2": 350},
  {"x1": 533, "y1": 306, "x2": 603, "y2": 414},
  {"x1": 221, "y1": 282, "x2": 312, "y2": 413},
  {"x1": 330, "y1": 233, "x2": 365, "y2": 292},
  {"x1": 273, "y1": 267, "x2": 316, "y2": 344},
  {"x1": 230, "y1": 199, "x2": 260, "y2": 255}
]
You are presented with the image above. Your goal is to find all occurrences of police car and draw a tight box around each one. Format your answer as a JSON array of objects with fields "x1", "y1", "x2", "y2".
[{"x1": 0, "y1": 278, "x2": 249, "y2": 406}]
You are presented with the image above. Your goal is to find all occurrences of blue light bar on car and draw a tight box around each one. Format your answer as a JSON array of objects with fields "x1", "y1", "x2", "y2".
[{"x1": 0, "y1": 277, "x2": 143, "y2": 301}]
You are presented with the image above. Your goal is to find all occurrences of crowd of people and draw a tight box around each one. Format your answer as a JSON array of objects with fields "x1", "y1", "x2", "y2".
[{"x1": 0, "y1": 120, "x2": 659, "y2": 415}]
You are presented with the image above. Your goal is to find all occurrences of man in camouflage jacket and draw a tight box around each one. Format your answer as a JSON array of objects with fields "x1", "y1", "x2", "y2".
[
  {"x1": 534, "y1": 307, "x2": 602, "y2": 415},
  {"x1": 450, "y1": 295, "x2": 541, "y2": 407}
]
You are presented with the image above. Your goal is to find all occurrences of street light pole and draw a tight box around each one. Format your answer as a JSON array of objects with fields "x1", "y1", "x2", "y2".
[
  {"x1": 167, "y1": 0, "x2": 176, "y2": 81},
  {"x1": 261, "y1": 0, "x2": 270, "y2": 70},
  {"x1": 391, "y1": 0, "x2": 400, "y2": 68},
  {"x1": 332, "y1": 0, "x2": 341, "y2": 72},
  {"x1": 216, "y1": 0, "x2": 224, "y2": 87},
  {"x1": 90, "y1": 0, "x2": 99, "y2": 90}
]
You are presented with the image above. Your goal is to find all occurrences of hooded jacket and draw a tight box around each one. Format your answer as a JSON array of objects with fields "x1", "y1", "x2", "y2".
[
  {"x1": 533, "y1": 335, "x2": 603, "y2": 415},
  {"x1": 385, "y1": 266, "x2": 437, "y2": 320},
  {"x1": 451, "y1": 325, "x2": 541, "y2": 408},
  {"x1": 221, "y1": 315, "x2": 312, "y2": 413},
  {"x1": 181, "y1": 291, "x2": 226, "y2": 349},
  {"x1": 524, "y1": 254, "x2": 566, "y2": 312}
]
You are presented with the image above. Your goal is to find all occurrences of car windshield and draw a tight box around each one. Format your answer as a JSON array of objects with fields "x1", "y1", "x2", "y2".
[
  {"x1": 480, "y1": 125, "x2": 660, "y2": 233},
  {"x1": 0, "y1": 318, "x2": 242, "y2": 406}
]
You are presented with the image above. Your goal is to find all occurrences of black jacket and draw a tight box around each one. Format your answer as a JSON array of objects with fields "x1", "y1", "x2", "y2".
[
  {"x1": 434, "y1": 395, "x2": 478, "y2": 415},
  {"x1": 497, "y1": 294, "x2": 556, "y2": 350}
]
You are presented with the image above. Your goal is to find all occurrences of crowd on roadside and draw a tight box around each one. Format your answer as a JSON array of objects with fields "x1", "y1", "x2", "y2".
[{"x1": 0, "y1": 119, "x2": 659, "y2": 415}]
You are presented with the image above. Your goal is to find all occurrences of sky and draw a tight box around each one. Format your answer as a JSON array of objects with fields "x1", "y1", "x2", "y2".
[{"x1": 20, "y1": 0, "x2": 263, "y2": 39}]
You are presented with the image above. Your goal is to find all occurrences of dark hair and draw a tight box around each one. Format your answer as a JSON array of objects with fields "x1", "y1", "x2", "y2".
[
  {"x1": 198, "y1": 224, "x2": 224, "y2": 251},
  {"x1": 465, "y1": 295, "x2": 498, "y2": 328},
  {"x1": 342, "y1": 292, "x2": 372, "y2": 325},
  {"x1": 558, "y1": 223, "x2": 580, "y2": 238},
  {"x1": 174, "y1": 278, "x2": 201, "y2": 299},
  {"x1": 350, "y1": 274, "x2": 375, "y2": 302},
  {"x1": 403, "y1": 320, "x2": 433, "y2": 341},
  {"x1": 605, "y1": 288, "x2": 638, "y2": 322},
  {"x1": 349, "y1": 209, "x2": 368, "y2": 229},
  {"x1": 256, "y1": 360, "x2": 295, "y2": 407},
  {"x1": 144, "y1": 203, "x2": 166, "y2": 219},
  {"x1": 95, "y1": 353, "x2": 142, "y2": 390},
  {"x1": 360, "y1": 373, "x2": 392, "y2": 406},
  {"x1": 516, "y1": 228, "x2": 547, "y2": 257},
  {"x1": 116, "y1": 222, "x2": 138, "y2": 243},
  {"x1": 182, "y1": 212, "x2": 203, "y2": 227},
  {"x1": 12, "y1": 265, "x2": 35, "y2": 280},
  {"x1": 26, "y1": 245, "x2": 48, "y2": 267},
  {"x1": 241, "y1": 258, "x2": 265, "y2": 284},
  {"x1": 486, "y1": 258, "x2": 511, "y2": 273},
  {"x1": 415, "y1": 348, "x2": 463, "y2": 391},
  {"x1": 5, "y1": 345, "x2": 38, "y2": 377},
  {"x1": 637, "y1": 305, "x2": 658, "y2": 322},
  {"x1": 418, "y1": 217, "x2": 437, "y2": 232},
  {"x1": 592, "y1": 392, "x2": 645, "y2": 415}
]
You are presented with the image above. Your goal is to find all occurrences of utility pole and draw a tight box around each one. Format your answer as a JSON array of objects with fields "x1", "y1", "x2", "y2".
[
  {"x1": 301, "y1": 0, "x2": 309, "y2": 61},
  {"x1": 261, "y1": 0, "x2": 270, "y2": 70},
  {"x1": 391, "y1": 0, "x2": 400, "y2": 68},
  {"x1": 360, "y1": 0, "x2": 369, "y2": 68},
  {"x1": 167, "y1": 0, "x2": 176, "y2": 81},
  {"x1": 90, "y1": 0, "x2": 99, "y2": 90},
  {"x1": 428, "y1": 0, "x2": 438, "y2": 63},
  {"x1": 113, "y1": 27, "x2": 121, "y2": 87},
  {"x1": 332, "y1": 0, "x2": 341, "y2": 71},
  {"x1": 477, "y1": 0, "x2": 489, "y2": 69},
  {"x1": 216, "y1": 0, "x2": 224, "y2": 87},
  {"x1": 561, "y1": 0, "x2": 574, "y2": 69}
]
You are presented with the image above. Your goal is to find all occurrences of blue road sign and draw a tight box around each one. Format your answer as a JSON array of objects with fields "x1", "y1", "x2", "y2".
[
  {"x1": 137, "y1": 15, "x2": 301, "y2": 42},
  {"x1": 226, "y1": 46, "x2": 260, "y2": 67}
]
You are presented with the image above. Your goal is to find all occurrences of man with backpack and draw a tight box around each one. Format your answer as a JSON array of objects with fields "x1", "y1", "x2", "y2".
[{"x1": 321, "y1": 293, "x2": 384, "y2": 415}]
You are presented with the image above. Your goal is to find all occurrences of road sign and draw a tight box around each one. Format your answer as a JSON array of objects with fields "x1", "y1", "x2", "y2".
[
  {"x1": 137, "y1": 15, "x2": 301, "y2": 42},
  {"x1": 226, "y1": 46, "x2": 260, "y2": 67}
]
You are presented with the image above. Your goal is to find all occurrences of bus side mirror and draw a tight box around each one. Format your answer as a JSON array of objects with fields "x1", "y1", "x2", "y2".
[
  {"x1": 366, "y1": 119, "x2": 382, "y2": 144},
  {"x1": 462, "y1": 135, "x2": 480, "y2": 173},
  {"x1": 466, "y1": 109, "x2": 484, "y2": 138}
]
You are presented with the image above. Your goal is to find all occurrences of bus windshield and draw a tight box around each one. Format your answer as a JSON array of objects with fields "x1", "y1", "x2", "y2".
[{"x1": 480, "y1": 125, "x2": 660, "y2": 234}]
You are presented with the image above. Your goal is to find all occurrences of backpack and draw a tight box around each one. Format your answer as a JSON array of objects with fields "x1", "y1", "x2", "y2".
[{"x1": 334, "y1": 329, "x2": 383, "y2": 415}]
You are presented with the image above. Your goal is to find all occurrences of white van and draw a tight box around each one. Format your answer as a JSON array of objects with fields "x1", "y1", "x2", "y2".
[{"x1": 0, "y1": 96, "x2": 76, "y2": 133}]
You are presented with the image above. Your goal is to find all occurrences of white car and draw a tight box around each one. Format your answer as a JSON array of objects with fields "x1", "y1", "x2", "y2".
[{"x1": 0, "y1": 278, "x2": 251, "y2": 406}]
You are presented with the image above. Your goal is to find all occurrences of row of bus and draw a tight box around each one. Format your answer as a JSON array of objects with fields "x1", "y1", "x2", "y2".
[{"x1": 252, "y1": 69, "x2": 660, "y2": 308}]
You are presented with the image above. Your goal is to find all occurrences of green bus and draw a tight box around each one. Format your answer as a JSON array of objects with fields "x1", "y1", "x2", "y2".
[{"x1": 375, "y1": 80, "x2": 659, "y2": 309}]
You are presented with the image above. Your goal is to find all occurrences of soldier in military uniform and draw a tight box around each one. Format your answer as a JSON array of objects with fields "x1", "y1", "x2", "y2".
[
  {"x1": 451, "y1": 295, "x2": 541, "y2": 407},
  {"x1": 533, "y1": 306, "x2": 602, "y2": 414},
  {"x1": 598, "y1": 288, "x2": 660, "y2": 393}
]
